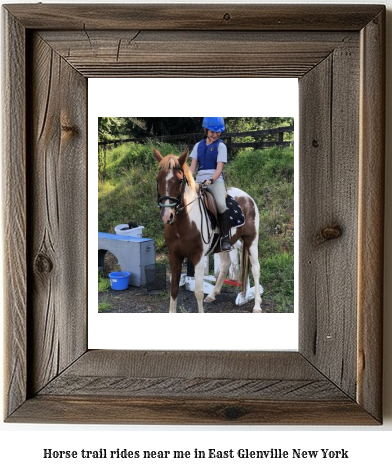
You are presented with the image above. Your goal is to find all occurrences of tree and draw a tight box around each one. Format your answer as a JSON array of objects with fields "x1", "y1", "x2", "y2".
[
  {"x1": 122, "y1": 117, "x2": 202, "y2": 137},
  {"x1": 98, "y1": 117, "x2": 123, "y2": 141},
  {"x1": 225, "y1": 117, "x2": 293, "y2": 133},
  {"x1": 98, "y1": 117, "x2": 294, "y2": 142}
]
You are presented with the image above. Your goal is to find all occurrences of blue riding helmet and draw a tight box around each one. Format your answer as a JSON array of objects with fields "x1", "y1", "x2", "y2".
[{"x1": 202, "y1": 117, "x2": 225, "y2": 132}]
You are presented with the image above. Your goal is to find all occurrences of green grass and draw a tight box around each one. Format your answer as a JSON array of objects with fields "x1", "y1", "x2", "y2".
[
  {"x1": 98, "y1": 300, "x2": 114, "y2": 313},
  {"x1": 224, "y1": 147, "x2": 294, "y2": 268},
  {"x1": 98, "y1": 272, "x2": 111, "y2": 292},
  {"x1": 98, "y1": 273, "x2": 114, "y2": 312},
  {"x1": 98, "y1": 141, "x2": 184, "y2": 249},
  {"x1": 98, "y1": 141, "x2": 294, "y2": 312},
  {"x1": 259, "y1": 252, "x2": 294, "y2": 312}
]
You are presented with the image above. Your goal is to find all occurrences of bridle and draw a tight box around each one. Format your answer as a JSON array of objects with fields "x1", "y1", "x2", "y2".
[
  {"x1": 157, "y1": 166, "x2": 189, "y2": 215},
  {"x1": 157, "y1": 166, "x2": 213, "y2": 244}
]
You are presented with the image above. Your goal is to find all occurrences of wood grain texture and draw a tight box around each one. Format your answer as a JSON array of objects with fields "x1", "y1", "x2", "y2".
[
  {"x1": 4, "y1": 4, "x2": 384, "y2": 31},
  {"x1": 298, "y1": 40, "x2": 360, "y2": 399},
  {"x1": 2, "y1": 8, "x2": 27, "y2": 419},
  {"x1": 27, "y1": 33, "x2": 87, "y2": 395},
  {"x1": 37, "y1": 351, "x2": 347, "y2": 400},
  {"x1": 7, "y1": 351, "x2": 379, "y2": 424},
  {"x1": 59, "y1": 350, "x2": 323, "y2": 379},
  {"x1": 357, "y1": 9, "x2": 385, "y2": 422},
  {"x1": 2, "y1": 3, "x2": 384, "y2": 425},
  {"x1": 38, "y1": 30, "x2": 358, "y2": 78},
  {"x1": 39, "y1": 377, "x2": 347, "y2": 400},
  {"x1": 10, "y1": 396, "x2": 377, "y2": 425}
]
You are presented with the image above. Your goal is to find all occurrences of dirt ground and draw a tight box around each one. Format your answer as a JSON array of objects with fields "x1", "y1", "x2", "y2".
[{"x1": 99, "y1": 252, "x2": 272, "y2": 314}]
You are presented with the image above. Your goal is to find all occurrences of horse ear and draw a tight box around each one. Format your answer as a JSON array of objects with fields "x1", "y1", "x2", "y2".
[
  {"x1": 153, "y1": 148, "x2": 163, "y2": 163},
  {"x1": 179, "y1": 149, "x2": 189, "y2": 167}
]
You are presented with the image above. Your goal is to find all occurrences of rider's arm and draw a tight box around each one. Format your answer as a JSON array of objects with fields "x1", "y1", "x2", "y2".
[
  {"x1": 190, "y1": 158, "x2": 198, "y2": 175},
  {"x1": 212, "y1": 161, "x2": 224, "y2": 182}
]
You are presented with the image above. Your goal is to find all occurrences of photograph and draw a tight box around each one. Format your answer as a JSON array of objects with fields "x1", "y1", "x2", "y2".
[{"x1": 97, "y1": 117, "x2": 295, "y2": 315}]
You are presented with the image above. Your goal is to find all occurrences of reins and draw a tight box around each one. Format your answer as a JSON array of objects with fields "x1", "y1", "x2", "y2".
[{"x1": 197, "y1": 188, "x2": 213, "y2": 245}]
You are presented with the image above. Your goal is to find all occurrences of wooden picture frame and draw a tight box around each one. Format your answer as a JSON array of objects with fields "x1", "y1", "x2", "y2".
[{"x1": 3, "y1": 4, "x2": 385, "y2": 424}]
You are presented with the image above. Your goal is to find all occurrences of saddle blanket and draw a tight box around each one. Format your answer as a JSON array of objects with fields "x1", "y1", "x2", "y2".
[
  {"x1": 205, "y1": 195, "x2": 245, "y2": 255},
  {"x1": 226, "y1": 194, "x2": 245, "y2": 229}
]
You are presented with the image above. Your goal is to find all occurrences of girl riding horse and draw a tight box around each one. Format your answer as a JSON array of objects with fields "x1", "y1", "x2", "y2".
[{"x1": 189, "y1": 117, "x2": 231, "y2": 252}]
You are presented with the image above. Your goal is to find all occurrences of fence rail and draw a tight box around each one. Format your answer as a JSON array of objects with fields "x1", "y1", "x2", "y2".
[{"x1": 98, "y1": 125, "x2": 294, "y2": 155}]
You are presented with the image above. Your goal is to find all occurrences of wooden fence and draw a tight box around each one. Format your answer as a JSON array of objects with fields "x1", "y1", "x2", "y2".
[{"x1": 98, "y1": 125, "x2": 294, "y2": 158}]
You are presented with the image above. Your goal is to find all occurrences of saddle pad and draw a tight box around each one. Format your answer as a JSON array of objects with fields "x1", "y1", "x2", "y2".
[
  {"x1": 205, "y1": 194, "x2": 245, "y2": 255},
  {"x1": 226, "y1": 194, "x2": 245, "y2": 228}
]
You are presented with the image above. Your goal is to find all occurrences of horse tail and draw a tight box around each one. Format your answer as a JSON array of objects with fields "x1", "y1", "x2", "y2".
[{"x1": 241, "y1": 242, "x2": 250, "y2": 297}]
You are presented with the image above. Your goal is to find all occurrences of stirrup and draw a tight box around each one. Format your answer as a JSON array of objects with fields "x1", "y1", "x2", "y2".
[{"x1": 220, "y1": 236, "x2": 232, "y2": 252}]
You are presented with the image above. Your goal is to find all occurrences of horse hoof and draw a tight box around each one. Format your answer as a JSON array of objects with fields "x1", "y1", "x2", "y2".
[
  {"x1": 204, "y1": 296, "x2": 215, "y2": 303},
  {"x1": 252, "y1": 309, "x2": 262, "y2": 313}
]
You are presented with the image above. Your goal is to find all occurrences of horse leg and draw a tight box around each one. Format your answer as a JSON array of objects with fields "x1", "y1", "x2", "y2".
[
  {"x1": 194, "y1": 259, "x2": 206, "y2": 313},
  {"x1": 248, "y1": 239, "x2": 262, "y2": 313},
  {"x1": 204, "y1": 252, "x2": 231, "y2": 303},
  {"x1": 168, "y1": 255, "x2": 183, "y2": 313}
]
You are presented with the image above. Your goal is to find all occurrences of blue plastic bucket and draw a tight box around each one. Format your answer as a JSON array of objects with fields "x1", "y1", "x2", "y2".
[{"x1": 108, "y1": 271, "x2": 131, "y2": 290}]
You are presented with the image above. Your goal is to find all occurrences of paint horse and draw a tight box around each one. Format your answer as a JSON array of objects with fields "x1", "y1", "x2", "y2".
[{"x1": 154, "y1": 149, "x2": 262, "y2": 313}]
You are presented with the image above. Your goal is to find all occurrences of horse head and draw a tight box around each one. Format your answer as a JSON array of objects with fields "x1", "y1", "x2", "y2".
[{"x1": 154, "y1": 149, "x2": 191, "y2": 224}]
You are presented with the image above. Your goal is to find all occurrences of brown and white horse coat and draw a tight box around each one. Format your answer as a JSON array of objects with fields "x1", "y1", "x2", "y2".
[{"x1": 154, "y1": 149, "x2": 262, "y2": 313}]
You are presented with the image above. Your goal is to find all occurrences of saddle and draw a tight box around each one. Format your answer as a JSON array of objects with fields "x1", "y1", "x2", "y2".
[
  {"x1": 201, "y1": 188, "x2": 218, "y2": 228},
  {"x1": 201, "y1": 188, "x2": 245, "y2": 230}
]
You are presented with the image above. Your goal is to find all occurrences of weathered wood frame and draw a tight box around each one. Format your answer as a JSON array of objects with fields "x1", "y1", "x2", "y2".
[{"x1": 2, "y1": 4, "x2": 385, "y2": 424}]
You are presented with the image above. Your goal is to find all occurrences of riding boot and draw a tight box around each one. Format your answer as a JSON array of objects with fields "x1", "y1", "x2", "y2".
[{"x1": 218, "y1": 210, "x2": 232, "y2": 252}]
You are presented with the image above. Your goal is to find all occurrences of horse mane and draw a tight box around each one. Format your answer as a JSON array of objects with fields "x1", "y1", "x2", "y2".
[{"x1": 158, "y1": 154, "x2": 197, "y2": 192}]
